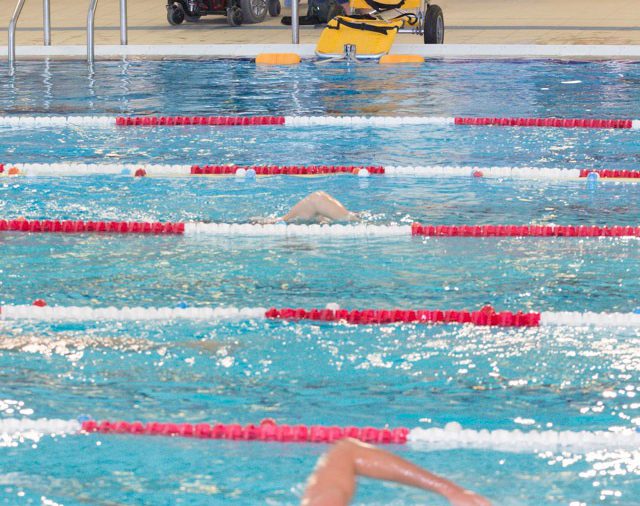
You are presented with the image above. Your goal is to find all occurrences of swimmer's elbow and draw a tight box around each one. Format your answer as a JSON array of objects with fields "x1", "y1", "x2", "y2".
[{"x1": 309, "y1": 191, "x2": 330, "y2": 202}]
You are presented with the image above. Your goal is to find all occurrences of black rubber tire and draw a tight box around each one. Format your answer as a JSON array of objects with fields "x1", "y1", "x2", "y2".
[
  {"x1": 268, "y1": 0, "x2": 281, "y2": 17},
  {"x1": 240, "y1": 0, "x2": 267, "y2": 23},
  {"x1": 167, "y1": 2, "x2": 186, "y2": 25},
  {"x1": 423, "y1": 4, "x2": 444, "y2": 44},
  {"x1": 227, "y1": 6, "x2": 244, "y2": 25}
]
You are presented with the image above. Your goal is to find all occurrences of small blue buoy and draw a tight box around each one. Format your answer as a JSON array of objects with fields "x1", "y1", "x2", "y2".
[
  {"x1": 246, "y1": 168, "x2": 256, "y2": 179},
  {"x1": 586, "y1": 172, "x2": 598, "y2": 190},
  {"x1": 120, "y1": 168, "x2": 130, "y2": 175},
  {"x1": 77, "y1": 414, "x2": 92, "y2": 423},
  {"x1": 176, "y1": 301, "x2": 188, "y2": 309},
  {"x1": 634, "y1": 308, "x2": 640, "y2": 315}
]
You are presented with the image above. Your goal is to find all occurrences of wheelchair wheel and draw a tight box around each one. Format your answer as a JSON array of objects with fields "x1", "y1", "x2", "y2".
[
  {"x1": 268, "y1": 0, "x2": 281, "y2": 17},
  {"x1": 227, "y1": 5, "x2": 244, "y2": 25},
  {"x1": 423, "y1": 4, "x2": 444, "y2": 44},
  {"x1": 167, "y1": 2, "x2": 186, "y2": 25},
  {"x1": 241, "y1": 0, "x2": 267, "y2": 23}
]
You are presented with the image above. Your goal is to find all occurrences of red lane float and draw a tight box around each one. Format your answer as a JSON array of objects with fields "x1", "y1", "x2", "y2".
[
  {"x1": 454, "y1": 117, "x2": 633, "y2": 129},
  {"x1": 411, "y1": 223, "x2": 640, "y2": 237},
  {"x1": 580, "y1": 169, "x2": 640, "y2": 179},
  {"x1": 81, "y1": 418, "x2": 409, "y2": 444},
  {"x1": 190, "y1": 164, "x2": 385, "y2": 175},
  {"x1": 0, "y1": 219, "x2": 184, "y2": 234},
  {"x1": 115, "y1": 116, "x2": 285, "y2": 126},
  {"x1": 266, "y1": 305, "x2": 541, "y2": 326}
]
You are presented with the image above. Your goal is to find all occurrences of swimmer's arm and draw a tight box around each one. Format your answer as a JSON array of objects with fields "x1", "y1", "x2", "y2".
[
  {"x1": 302, "y1": 438, "x2": 491, "y2": 506},
  {"x1": 282, "y1": 191, "x2": 355, "y2": 223}
]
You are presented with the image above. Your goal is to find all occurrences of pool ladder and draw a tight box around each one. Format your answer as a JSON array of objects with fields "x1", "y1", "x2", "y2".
[{"x1": 7, "y1": 0, "x2": 128, "y2": 66}]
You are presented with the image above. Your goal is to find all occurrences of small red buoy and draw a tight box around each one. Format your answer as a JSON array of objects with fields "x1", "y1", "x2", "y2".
[
  {"x1": 472, "y1": 170, "x2": 484, "y2": 178},
  {"x1": 0, "y1": 164, "x2": 5, "y2": 173},
  {"x1": 134, "y1": 168, "x2": 147, "y2": 177},
  {"x1": 33, "y1": 299, "x2": 47, "y2": 307},
  {"x1": 480, "y1": 304, "x2": 495, "y2": 315}
]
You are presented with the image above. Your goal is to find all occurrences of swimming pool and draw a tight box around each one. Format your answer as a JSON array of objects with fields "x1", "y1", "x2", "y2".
[{"x1": 1, "y1": 58, "x2": 640, "y2": 505}]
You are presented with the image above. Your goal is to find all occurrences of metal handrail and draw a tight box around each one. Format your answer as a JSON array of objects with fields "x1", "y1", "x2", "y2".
[
  {"x1": 8, "y1": 0, "x2": 27, "y2": 65},
  {"x1": 119, "y1": 0, "x2": 127, "y2": 45},
  {"x1": 87, "y1": 0, "x2": 98, "y2": 63},
  {"x1": 291, "y1": 0, "x2": 299, "y2": 44},
  {"x1": 8, "y1": 0, "x2": 52, "y2": 65},
  {"x1": 43, "y1": 0, "x2": 50, "y2": 45},
  {"x1": 88, "y1": 0, "x2": 128, "y2": 64}
]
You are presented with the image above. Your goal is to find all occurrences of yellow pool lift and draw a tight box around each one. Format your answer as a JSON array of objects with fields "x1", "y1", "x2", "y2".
[{"x1": 316, "y1": 0, "x2": 443, "y2": 60}]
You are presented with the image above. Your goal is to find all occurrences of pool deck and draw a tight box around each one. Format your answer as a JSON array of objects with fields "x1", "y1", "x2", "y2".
[{"x1": 1, "y1": 0, "x2": 640, "y2": 57}]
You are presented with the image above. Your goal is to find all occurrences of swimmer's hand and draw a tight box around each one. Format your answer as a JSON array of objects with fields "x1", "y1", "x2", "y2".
[
  {"x1": 446, "y1": 488, "x2": 492, "y2": 506},
  {"x1": 251, "y1": 216, "x2": 281, "y2": 225}
]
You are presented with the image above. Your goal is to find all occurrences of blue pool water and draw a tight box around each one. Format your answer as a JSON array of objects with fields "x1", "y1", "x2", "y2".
[{"x1": 1, "y1": 59, "x2": 640, "y2": 505}]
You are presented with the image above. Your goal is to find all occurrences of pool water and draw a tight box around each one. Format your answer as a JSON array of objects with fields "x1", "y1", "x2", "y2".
[{"x1": 1, "y1": 59, "x2": 640, "y2": 505}]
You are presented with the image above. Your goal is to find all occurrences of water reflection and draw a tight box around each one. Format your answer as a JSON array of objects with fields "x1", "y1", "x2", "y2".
[{"x1": 1, "y1": 59, "x2": 640, "y2": 117}]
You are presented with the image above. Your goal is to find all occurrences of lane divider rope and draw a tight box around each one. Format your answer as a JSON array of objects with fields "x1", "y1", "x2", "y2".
[
  {"x1": 3, "y1": 418, "x2": 640, "y2": 452},
  {"x1": 1, "y1": 115, "x2": 639, "y2": 130},
  {"x1": 2, "y1": 303, "x2": 640, "y2": 327},
  {"x1": 3, "y1": 163, "x2": 640, "y2": 181},
  {"x1": 2, "y1": 219, "x2": 640, "y2": 238}
]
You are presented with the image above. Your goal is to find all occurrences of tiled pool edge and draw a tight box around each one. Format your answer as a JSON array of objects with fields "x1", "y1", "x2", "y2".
[{"x1": 2, "y1": 43, "x2": 640, "y2": 60}]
